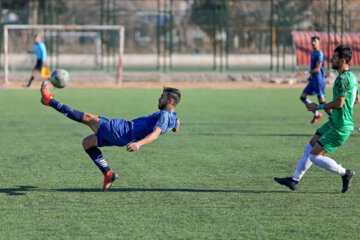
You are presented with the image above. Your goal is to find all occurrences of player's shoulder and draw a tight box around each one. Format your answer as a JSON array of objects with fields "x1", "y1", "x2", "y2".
[
  {"x1": 159, "y1": 109, "x2": 177, "y2": 117},
  {"x1": 339, "y1": 70, "x2": 356, "y2": 80}
]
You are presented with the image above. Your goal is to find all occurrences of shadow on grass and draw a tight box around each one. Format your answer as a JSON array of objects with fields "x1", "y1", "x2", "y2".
[
  {"x1": 185, "y1": 133, "x2": 313, "y2": 137},
  {"x1": 54, "y1": 187, "x2": 336, "y2": 194},
  {"x1": 0, "y1": 186, "x2": 339, "y2": 195},
  {"x1": 0, "y1": 185, "x2": 38, "y2": 196}
]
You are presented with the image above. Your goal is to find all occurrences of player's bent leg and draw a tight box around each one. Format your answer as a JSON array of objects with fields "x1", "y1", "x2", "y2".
[
  {"x1": 82, "y1": 134, "x2": 98, "y2": 150},
  {"x1": 83, "y1": 134, "x2": 118, "y2": 192},
  {"x1": 82, "y1": 113, "x2": 100, "y2": 133},
  {"x1": 274, "y1": 134, "x2": 322, "y2": 190},
  {"x1": 309, "y1": 134, "x2": 321, "y2": 147}
]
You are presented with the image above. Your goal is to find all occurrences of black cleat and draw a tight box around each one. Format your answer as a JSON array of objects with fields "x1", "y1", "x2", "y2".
[
  {"x1": 274, "y1": 177, "x2": 299, "y2": 191},
  {"x1": 342, "y1": 169, "x2": 355, "y2": 193}
]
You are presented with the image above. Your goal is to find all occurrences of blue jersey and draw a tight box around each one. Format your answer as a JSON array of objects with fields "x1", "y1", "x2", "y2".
[
  {"x1": 310, "y1": 50, "x2": 325, "y2": 82},
  {"x1": 96, "y1": 110, "x2": 178, "y2": 147},
  {"x1": 130, "y1": 110, "x2": 178, "y2": 141},
  {"x1": 30, "y1": 42, "x2": 47, "y2": 62}
]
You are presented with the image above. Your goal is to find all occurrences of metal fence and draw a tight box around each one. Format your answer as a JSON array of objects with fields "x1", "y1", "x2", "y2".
[{"x1": 1, "y1": 0, "x2": 360, "y2": 73}]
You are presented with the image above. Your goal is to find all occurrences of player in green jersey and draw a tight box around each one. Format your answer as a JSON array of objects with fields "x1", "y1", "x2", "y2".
[{"x1": 274, "y1": 45, "x2": 359, "y2": 193}]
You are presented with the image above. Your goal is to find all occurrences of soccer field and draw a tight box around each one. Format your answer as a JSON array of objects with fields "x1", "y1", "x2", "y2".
[{"x1": 1, "y1": 87, "x2": 360, "y2": 239}]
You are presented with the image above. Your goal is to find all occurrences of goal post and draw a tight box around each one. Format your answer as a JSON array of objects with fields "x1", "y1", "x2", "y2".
[{"x1": 3, "y1": 24, "x2": 125, "y2": 85}]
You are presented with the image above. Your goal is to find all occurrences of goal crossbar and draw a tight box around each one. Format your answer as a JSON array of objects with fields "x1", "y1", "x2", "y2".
[{"x1": 3, "y1": 24, "x2": 125, "y2": 84}]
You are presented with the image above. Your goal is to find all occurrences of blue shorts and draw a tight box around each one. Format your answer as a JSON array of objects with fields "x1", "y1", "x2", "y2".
[
  {"x1": 96, "y1": 116, "x2": 133, "y2": 147},
  {"x1": 303, "y1": 75, "x2": 326, "y2": 99},
  {"x1": 34, "y1": 59, "x2": 43, "y2": 71}
]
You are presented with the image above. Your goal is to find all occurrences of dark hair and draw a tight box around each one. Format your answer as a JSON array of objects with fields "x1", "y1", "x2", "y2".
[
  {"x1": 311, "y1": 36, "x2": 320, "y2": 41},
  {"x1": 334, "y1": 45, "x2": 352, "y2": 63},
  {"x1": 164, "y1": 87, "x2": 181, "y2": 105}
]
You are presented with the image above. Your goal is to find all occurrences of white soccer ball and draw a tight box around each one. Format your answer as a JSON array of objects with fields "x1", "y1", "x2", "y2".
[{"x1": 49, "y1": 69, "x2": 70, "y2": 88}]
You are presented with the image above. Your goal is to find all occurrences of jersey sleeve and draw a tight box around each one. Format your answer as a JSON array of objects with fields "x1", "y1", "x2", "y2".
[
  {"x1": 155, "y1": 111, "x2": 171, "y2": 133},
  {"x1": 335, "y1": 76, "x2": 350, "y2": 97},
  {"x1": 317, "y1": 51, "x2": 324, "y2": 63}
]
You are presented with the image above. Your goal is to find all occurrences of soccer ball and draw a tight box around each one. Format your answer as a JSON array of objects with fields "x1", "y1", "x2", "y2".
[{"x1": 49, "y1": 69, "x2": 70, "y2": 88}]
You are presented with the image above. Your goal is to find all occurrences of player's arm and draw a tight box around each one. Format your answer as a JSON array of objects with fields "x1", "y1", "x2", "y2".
[
  {"x1": 306, "y1": 95, "x2": 345, "y2": 111},
  {"x1": 309, "y1": 61, "x2": 322, "y2": 74},
  {"x1": 126, "y1": 127, "x2": 162, "y2": 152},
  {"x1": 296, "y1": 58, "x2": 323, "y2": 77},
  {"x1": 28, "y1": 44, "x2": 36, "y2": 54},
  {"x1": 172, "y1": 118, "x2": 180, "y2": 132}
]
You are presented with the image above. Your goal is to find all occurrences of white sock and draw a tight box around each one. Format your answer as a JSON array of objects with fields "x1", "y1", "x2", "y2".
[
  {"x1": 292, "y1": 143, "x2": 313, "y2": 181},
  {"x1": 314, "y1": 110, "x2": 319, "y2": 117},
  {"x1": 309, "y1": 154, "x2": 346, "y2": 176},
  {"x1": 304, "y1": 99, "x2": 312, "y2": 104}
]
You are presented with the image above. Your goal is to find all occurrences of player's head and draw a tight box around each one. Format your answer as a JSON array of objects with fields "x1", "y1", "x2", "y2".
[
  {"x1": 331, "y1": 45, "x2": 352, "y2": 70},
  {"x1": 34, "y1": 34, "x2": 40, "y2": 43},
  {"x1": 311, "y1": 36, "x2": 320, "y2": 50},
  {"x1": 158, "y1": 87, "x2": 181, "y2": 110}
]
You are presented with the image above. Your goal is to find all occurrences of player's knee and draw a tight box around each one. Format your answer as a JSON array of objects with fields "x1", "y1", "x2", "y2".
[
  {"x1": 82, "y1": 135, "x2": 97, "y2": 150},
  {"x1": 309, "y1": 154, "x2": 317, "y2": 163},
  {"x1": 82, "y1": 112, "x2": 95, "y2": 123}
]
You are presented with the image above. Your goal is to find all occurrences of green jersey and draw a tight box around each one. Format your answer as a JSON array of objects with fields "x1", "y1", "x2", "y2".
[{"x1": 330, "y1": 70, "x2": 359, "y2": 131}]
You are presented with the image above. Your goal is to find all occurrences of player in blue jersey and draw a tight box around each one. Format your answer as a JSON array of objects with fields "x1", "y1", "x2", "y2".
[
  {"x1": 296, "y1": 36, "x2": 332, "y2": 124},
  {"x1": 40, "y1": 81, "x2": 181, "y2": 191},
  {"x1": 25, "y1": 35, "x2": 47, "y2": 88}
]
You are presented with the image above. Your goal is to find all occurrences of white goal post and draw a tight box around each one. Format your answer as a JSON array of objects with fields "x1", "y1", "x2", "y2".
[{"x1": 3, "y1": 24, "x2": 125, "y2": 85}]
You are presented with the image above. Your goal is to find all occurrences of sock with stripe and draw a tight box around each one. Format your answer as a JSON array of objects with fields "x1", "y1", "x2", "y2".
[
  {"x1": 49, "y1": 99, "x2": 84, "y2": 122},
  {"x1": 85, "y1": 147, "x2": 111, "y2": 175}
]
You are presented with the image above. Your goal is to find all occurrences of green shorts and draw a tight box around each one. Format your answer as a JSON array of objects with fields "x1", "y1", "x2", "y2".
[{"x1": 316, "y1": 122, "x2": 351, "y2": 153}]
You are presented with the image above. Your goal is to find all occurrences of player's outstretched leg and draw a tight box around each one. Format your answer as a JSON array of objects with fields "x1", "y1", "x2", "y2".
[
  {"x1": 40, "y1": 81, "x2": 54, "y2": 105},
  {"x1": 40, "y1": 81, "x2": 84, "y2": 122}
]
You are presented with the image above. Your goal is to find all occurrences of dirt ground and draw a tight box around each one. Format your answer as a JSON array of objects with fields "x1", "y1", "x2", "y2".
[{"x1": 1, "y1": 81, "x2": 308, "y2": 90}]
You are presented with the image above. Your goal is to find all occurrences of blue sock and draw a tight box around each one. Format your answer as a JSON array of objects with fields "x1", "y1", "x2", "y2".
[
  {"x1": 49, "y1": 99, "x2": 84, "y2": 122},
  {"x1": 85, "y1": 147, "x2": 111, "y2": 175}
]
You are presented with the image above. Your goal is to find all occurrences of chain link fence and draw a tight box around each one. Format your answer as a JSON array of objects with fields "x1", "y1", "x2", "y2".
[{"x1": 2, "y1": 0, "x2": 360, "y2": 73}]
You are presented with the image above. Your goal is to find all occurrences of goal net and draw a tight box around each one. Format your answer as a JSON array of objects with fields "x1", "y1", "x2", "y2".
[{"x1": 3, "y1": 24, "x2": 125, "y2": 85}]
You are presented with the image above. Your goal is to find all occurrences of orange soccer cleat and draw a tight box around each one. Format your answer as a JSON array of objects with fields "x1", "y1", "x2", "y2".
[
  {"x1": 40, "y1": 81, "x2": 54, "y2": 106},
  {"x1": 311, "y1": 112, "x2": 323, "y2": 124},
  {"x1": 102, "y1": 170, "x2": 119, "y2": 192}
]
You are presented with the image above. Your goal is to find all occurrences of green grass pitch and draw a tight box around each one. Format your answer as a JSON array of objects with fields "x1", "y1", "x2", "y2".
[{"x1": 1, "y1": 87, "x2": 360, "y2": 239}]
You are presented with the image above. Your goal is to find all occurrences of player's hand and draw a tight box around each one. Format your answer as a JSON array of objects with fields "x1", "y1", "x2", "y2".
[
  {"x1": 126, "y1": 142, "x2": 140, "y2": 152},
  {"x1": 306, "y1": 103, "x2": 318, "y2": 111},
  {"x1": 296, "y1": 72, "x2": 305, "y2": 77},
  {"x1": 172, "y1": 118, "x2": 180, "y2": 132}
]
